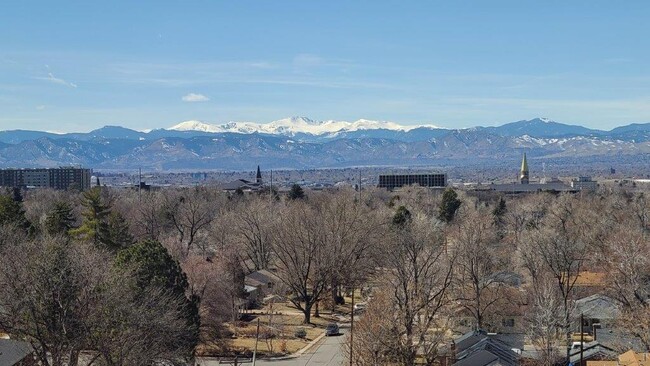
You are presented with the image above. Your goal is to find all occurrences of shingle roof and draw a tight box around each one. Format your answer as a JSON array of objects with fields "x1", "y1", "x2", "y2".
[
  {"x1": 0, "y1": 339, "x2": 33, "y2": 366},
  {"x1": 575, "y1": 294, "x2": 620, "y2": 320},
  {"x1": 454, "y1": 331, "x2": 520, "y2": 366}
]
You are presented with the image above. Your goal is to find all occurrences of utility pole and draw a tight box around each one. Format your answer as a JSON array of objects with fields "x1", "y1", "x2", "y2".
[
  {"x1": 349, "y1": 284, "x2": 354, "y2": 366},
  {"x1": 269, "y1": 169, "x2": 273, "y2": 207},
  {"x1": 358, "y1": 170, "x2": 361, "y2": 202},
  {"x1": 580, "y1": 313, "x2": 584, "y2": 366},
  {"x1": 138, "y1": 167, "x2": 142, "y2": 201},
  {"x1": 252, "y1": 318, "x2": 260, "y2": 366}
]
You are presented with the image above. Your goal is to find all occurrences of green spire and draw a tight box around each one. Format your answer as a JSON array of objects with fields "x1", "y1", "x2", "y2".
[
  {"x1": 520, "y1": 152, "x2": 528, "y2": 173},
  {"x1": 520, "y1": 153, "x2": 529, "y2": 184}
]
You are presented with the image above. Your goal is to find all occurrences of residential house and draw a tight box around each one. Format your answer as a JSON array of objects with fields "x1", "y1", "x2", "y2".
[
  {"x1": 587, "y1": 350, "x2": 650, "y2": 366},
  {"x1": 448, "y1": 330, "x2": 521, "y2": 366},
  {"x1": 244, "y1": 269, "x2": 281, "y2": 306},
  {"x1": 568, "y1": 341, "x2": 618, "y2": 366}
]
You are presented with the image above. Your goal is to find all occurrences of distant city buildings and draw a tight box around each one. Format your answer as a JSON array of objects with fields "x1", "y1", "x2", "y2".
[
  {"x1": 221, "y1": 165, "x2": 266, "y2": 193},
  {"x1": 0, "y1": 167, "x2": 92, "y2": 191},
  {"x1": 484, "y1": 154, "x2": 597, "y2": 194},
  {"x1": 378, "y1": 173, "x2": 447, "y2": 190}
]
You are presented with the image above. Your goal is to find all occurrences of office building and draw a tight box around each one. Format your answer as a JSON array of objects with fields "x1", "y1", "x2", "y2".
[
  {"x1": 0, "y1": 167, "x2": 92, "y2": 190},
  {"x1": 571, "y1": 176, "x2": 597, "y2": 191},
  {"x1": 378, "y1": 173, "x2": 447, "y2": 190}
]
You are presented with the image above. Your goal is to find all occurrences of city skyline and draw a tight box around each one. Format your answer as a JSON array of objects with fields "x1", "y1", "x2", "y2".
[{"x1": 1, "y1": 1, "x2": 650, "y2": 132}]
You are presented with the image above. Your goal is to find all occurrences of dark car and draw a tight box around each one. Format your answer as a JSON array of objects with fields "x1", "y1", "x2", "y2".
[{"x1": 326, "y1": 323, "x2": 339, "y2": 336}]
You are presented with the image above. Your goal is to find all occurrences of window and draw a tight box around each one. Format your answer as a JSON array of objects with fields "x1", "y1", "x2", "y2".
[{"x1": 502, "y1": 318, "x2": 515, "y2": 327}]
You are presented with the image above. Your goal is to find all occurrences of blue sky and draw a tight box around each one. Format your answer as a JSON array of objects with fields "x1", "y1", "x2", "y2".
[{"x1": 1, "y1": 1, "x2": 649, "y2": 132}]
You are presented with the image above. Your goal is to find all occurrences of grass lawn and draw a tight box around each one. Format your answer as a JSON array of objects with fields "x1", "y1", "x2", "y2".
[{"x1": 199, "y1": 300, "x2": 347, "y2": 357}]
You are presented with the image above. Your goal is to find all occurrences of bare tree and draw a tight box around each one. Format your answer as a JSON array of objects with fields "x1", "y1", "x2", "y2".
[
  {"x1": 0, "y1": 236, "x2": 106, "y2": 366},
  {"x1": 233, "y1": 199, "x2": 275, "y2": 271},
  {"x1": 521, "y1": 195, "x2": 592, "y2": 363},
  {"x1": 526, "y1": 274, "x2": 565, "y2": 366},
  {"x1": 375, "y1": 214, "x2": 455, "y2": 366},
  {"x1": 271, "y1": 202, "x2": 334, "y2": 324},
  {"x1": 601, "y1": 222, "x2": 650, "y2": 350},
  {"x1": 85, "y1": 276, "x2": 196, "y2": 366},
  {"x1": 164, "y1": 188, "x2": 217, "y2": 256},
  {"x1": 315, "y1": 192, "x2": 386, "y2": 307},
  {"x1": 452, "y1": 204, "x2": 511, "y2": 330}
]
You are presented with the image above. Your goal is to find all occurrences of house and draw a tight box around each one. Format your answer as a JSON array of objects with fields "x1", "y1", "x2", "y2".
[
  {"x1": 568, "y1": 341, "x2": 618, "y2": 366},
  {"x1": 450, "y1": 330, "x2": 521, "y2": 366},
  {"x1": 575, "y1": 294, "x2": 620, "y2": 336},
  {"x1": 587, "y1": 350, "x2": 650, "y2": 366},
  {"x1": 573, "y1": 294, "x2": 644, "y2": 351},
  {"x1": 454, "y1": 279, "x2": 527, "y2": 335},
  {"x1": 244, "y1": 269, "x2": 281, "y2": 304},
  {"x1": 0, "y1": 339, "x2": 36, "y2": 366}
]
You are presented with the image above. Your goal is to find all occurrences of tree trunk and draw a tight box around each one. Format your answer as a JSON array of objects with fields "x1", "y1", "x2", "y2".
[
  {"x1": 315, "y1": 301, "x2": 320, "y2": 318},
  {"x1": 303, "y1": 303, "x2": 312, "y2": 324}
]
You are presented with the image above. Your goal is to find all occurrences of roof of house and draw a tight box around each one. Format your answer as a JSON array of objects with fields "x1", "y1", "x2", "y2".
[
  {"x1": 588, "y1": 350, "x2": 650, "y2": 366},
  {"x1": 575, "y1": 294, "x2": 620, "y2": 320},
  {"x1": 0, "y1": 339, "x2": 33, "y2": 366},
  {"x1": 453, "y1": 350, "x2": 501, "y2": 366},
  {"x1": 574, "y1": 271, "x2": 607, "y2": 287},
  {"x1": 246, "y1": 269, "x2": 279, "y2": 284},
  {"x1": 454, "y1": 331, "x2": 520, "y2": 366},
  {"x1": 220, "y1": 179, "x2": 262, "y2": 191},
  {"x1": 569, "y1": 342, "x2": 617, "y2": 364}
]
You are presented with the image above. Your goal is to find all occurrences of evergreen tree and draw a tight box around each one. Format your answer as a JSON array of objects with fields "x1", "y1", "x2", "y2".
[
  {"x1": 45, "y1": 201, "x2": 76, "y2": 236},
  {"x1": 103, "y1": 211, "x2": 134, "y2": 252},
  {"x1": 288, "y1": 184, "x2": 305, "y2": 200},
  {"x1": 0, "y1": 193, "x2": 32, "y2": 233},
  {"x1": 438, "y1": 188, "x2": 462, "y2": 223},
  {"x1": 70, "y1": 187, "x2": 111, "y2": 247},
  {"x1": 392, "y1": 205, "x2": 412, "y2": 229},
  {"x1": 116, "y1": 240, "x2": 200, "y2": 352},
  {"x1": 492, "y1": 197, "x2": 507, "y2": 219}
]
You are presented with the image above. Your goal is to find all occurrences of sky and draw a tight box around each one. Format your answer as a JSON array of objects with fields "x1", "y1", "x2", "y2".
[{"x1": 1, "y1": 1, "x2": 649, "y2": 132}]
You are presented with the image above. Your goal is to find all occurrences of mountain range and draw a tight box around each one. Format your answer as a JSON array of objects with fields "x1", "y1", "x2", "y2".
[{"x1": 0, "y1": 117, "x2": 649, "y2": 170}]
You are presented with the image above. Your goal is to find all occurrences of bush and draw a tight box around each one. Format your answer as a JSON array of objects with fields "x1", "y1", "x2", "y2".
[{"x1": 294, "y1": 327, "x2": 307, "y2": 339}]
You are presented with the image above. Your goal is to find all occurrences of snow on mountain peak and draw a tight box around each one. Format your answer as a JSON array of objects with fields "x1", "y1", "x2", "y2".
[
  {"x1": 169, "y1": 117, "x2": 441, "y2": 136},
  {"x1": 170, "y1": 120, "x2": 220, "y2": 132}
]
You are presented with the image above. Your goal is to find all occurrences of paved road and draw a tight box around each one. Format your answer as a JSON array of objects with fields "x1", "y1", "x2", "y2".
[{"x1": 197, "y1": 328, "x2": 347, "y2": 366}]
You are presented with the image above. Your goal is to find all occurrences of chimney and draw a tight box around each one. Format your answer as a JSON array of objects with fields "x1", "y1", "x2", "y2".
[{"x1": 450, "y1": 340, "x2": 457, "y2": 365}]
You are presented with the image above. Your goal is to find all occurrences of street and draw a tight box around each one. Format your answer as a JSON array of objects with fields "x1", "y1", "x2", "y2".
[{"x1": 197, "y1": 328, "x2": 347, "y2": 366}]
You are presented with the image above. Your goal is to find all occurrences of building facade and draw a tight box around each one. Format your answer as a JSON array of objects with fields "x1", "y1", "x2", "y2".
[
  {"x1": 378, "y1": 173, "x2": 447, "y2": 190},
  {"x1": 571, "y1": 176, "x2": 597, "y2": 191},
  {"x1": 0, "y1": 168, "x2": 92, "y2": 190}
]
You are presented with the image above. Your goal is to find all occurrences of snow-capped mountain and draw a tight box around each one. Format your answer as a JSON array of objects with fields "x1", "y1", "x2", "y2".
[
  {"x1": 0, "y1": 117, "x2": 648, "y2": 170},
  {"x1": 169, "y1": 116, "x2": 440, "y2": 137}
]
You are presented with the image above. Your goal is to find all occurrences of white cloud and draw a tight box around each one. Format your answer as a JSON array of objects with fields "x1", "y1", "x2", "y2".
[
  {"x1": 35, "y1": 72, "x2": 77, "y2": 88},
  {"x1": 181, "y1": 93, "x2": 210, "y2": 102}
]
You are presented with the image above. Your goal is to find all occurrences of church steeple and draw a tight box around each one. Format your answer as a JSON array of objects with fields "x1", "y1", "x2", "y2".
[
  {"x1": 256, "y1": 165, "x2": 262, "y2": 184},
  {"x1": 520, "y1": 153, "x2": 529, "y2": 184}
]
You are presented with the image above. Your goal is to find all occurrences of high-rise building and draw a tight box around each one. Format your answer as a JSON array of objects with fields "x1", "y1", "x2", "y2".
[
  {"x1": 519, "y1": 153, "x2": 529, "y2": 184},
  {"x1": 0, "y1": 167, "x2": 92, "y2": 190}
]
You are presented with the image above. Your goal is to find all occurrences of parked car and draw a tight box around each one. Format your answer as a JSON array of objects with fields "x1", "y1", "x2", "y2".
[
  {"x1": 353, "y1": 302, "x2": 367, "y2": 313},
  {"x1": 326, "y1": 323, "x2": 340, "y2": 336}
]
